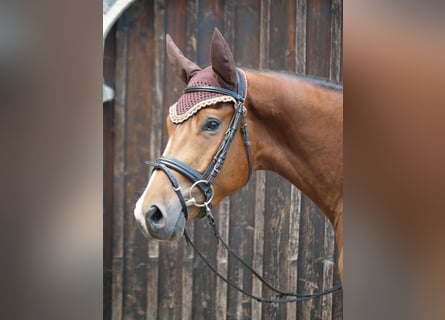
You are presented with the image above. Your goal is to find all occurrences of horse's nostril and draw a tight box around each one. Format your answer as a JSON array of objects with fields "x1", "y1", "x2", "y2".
[{"x1": 146, "y1": 206, "x2": 165, "y2": 228}]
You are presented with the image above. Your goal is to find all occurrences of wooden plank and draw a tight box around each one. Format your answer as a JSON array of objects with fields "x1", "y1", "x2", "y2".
[
  {"x1": 215, "y1": 198, "x2": 230, "y2": 320},
  {"x1": 268, "y1": 0, "x2": 296, "y2": 71},
  {"x1": 103, "y1": 100, "x2": 114, "y2": 320},
  {"x1": 321, "y1": 260, "x2": 334, "y2": 320},
  {"x1": 328, "y1": 0, "x2": 342, "y2": 82},
  {"x1": 182, "y1": 223, "x2": 195, "y2": 320},
  {"x1": 196, "y1": 0, "x2": 225, "y2": 66},
  {"x1": 330, "y1": 2, "x2": 343, "y2": 318},
  {"x1": 261, "y1": 173, "x2": 291, "y2": 319},
  {"x1": 259, "y1": 0, "x2": 270, "y2": 70},
  {"x1": 103, "y1": 22, "x2": 117, "y2": 320},
  {"x1": 329, "y1": 0, "x2": 342, "y2": 82},
  {"x1": 185, "y1": 0, "x2": 198, "y2": 62},
  {"x1": 164, "y1": 0, "x2": 190, "y2": 140},
  {"x1": 226, "y1": 181, "x2": 256, "y2": 319},
  {"x1": 223, "y1": 0, "x2": 235, "y2": 50},
  {"x1": 295, "y1": 0, "x2": 307, "y2": 75},
  {"x1": 306, "y1": 0, "x2": 332, "y2": 78},
  {"x1": 321, "y1": 217, "x2": 335, "y2": 320},
  {"x1": 111, "y1": 258, "x2": 124, "y2": 320},
  {"x1": 287, "y1": 186, "x2": 302, "y2": 319},
  {"x1": 191, "y1": 219, "x2": 217, "y2": 320},
  {"x1": 251, "y1": 171, "x2": 266, "y2": 320},
  {"x1": 121, "y1": 1, "x2": 156, "y2": 318},
  {"x1": 296, "y1": 196, "x2": 325, "y2": 320},
  {"x1": 233, "y1": 0, "x2": 261, "y2": 68},
  {"x1": 253, "y1": 1, "x2": 270, "y2": 317},
  {"x1": 332, "y1": 253, "x2": 343, "y2": 320},
  {"x1": 145, "y1": 251, "x2": 159, "y2": 320},
  {"x1": 158, "y1": 241, "x2": 182, "y2": 320},
  {"x1": 111, "y1": 14, "x2": 131, "y2": 320}
]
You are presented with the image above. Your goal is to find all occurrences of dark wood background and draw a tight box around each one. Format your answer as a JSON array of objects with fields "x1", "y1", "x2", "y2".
[{"x1": 103, "y1": 0, "x2": 343, "y2": 319}]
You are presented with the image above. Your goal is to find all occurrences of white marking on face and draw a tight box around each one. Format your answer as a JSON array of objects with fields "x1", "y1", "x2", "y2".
[
  {"x1": 134, "y1": 136, "x2": 173, "y2": 230},
  {"x1": 134, "y1": 170, "x2": 159, "y2": 231},
  {"x1": 162, "y1": 137, "x2": 173, "y2": 156}
]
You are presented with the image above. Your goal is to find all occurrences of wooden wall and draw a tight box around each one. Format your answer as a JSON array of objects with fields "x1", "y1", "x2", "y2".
[{"x1": 103, "y1": 0, "x2": 343, "y2": 319}]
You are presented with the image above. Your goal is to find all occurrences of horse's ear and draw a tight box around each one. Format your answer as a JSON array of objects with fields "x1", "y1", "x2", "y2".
[
  {"x1": 210, "y1": 28, "x2": 237, "y2": 91},
  {"x1": 166, "y1": 34, "x2": 201, "y2": 83}
]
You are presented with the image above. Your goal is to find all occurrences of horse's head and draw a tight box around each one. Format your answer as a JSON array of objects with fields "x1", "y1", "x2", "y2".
[{"x1": 134, "y1": 29, "x2": 251, "y2": 240}]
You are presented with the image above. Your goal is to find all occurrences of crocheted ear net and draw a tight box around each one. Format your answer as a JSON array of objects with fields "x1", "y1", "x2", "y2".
[{"x1": 169, "y1": 66, "x2": 244, "y2": 124}]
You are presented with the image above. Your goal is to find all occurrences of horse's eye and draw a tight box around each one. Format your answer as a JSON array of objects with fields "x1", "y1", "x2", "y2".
[{"x1": 202, "y1": 119, "x2": 220, "y2": 132}]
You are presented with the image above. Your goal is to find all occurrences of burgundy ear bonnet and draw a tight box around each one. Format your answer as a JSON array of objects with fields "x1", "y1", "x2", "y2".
[
  {"x1": 167, "y1": 29, "x2": 247, "y2": 124},
  {"x1": 169, "y1": 66, "x2": 247, "y2": 123}
]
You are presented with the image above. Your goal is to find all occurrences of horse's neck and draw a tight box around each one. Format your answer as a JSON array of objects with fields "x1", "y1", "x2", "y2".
[{"x1": 245, "y1": 70, "x2": 343, "y2": 222}]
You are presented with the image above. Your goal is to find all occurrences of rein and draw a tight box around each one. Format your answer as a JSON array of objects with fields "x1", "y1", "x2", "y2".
[
  {"x1": 184, "y1": 208, "x2": 343, "y2": 303},
  {"x1": 145, "y1": 68, "x2": 342, "y2": 303}
]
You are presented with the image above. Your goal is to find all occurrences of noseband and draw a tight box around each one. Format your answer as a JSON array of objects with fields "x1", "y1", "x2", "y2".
[{"x1": 145, "y1": 68, "x2": 251, "y2": 220}]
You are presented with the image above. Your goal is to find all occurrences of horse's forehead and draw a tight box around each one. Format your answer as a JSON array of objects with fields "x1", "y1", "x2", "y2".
[{"x1": 169, "y1": 66, "x2": 236, "y2": 124}]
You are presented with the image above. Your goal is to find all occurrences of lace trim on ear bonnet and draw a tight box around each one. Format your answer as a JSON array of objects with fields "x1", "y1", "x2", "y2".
[{"x1": 169, "y1": 96, "x2": 236, "y2": 124}]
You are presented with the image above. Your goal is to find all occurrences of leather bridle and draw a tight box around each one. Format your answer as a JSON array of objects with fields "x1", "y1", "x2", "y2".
[
  {"x1": 145, "y1": 68, "x2": 251, "y2": 220},
  {"x1": 144, "y1": 68, "x2": 342, "y2": 303}
]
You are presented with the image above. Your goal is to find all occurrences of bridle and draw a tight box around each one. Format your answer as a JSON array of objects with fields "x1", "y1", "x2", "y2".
[
  {"x1": 145, "y1": 69, "x2": 251, "y2": 220},
  {"x1": 145, "y1": 68, "x2": 342, "y2": 303}
]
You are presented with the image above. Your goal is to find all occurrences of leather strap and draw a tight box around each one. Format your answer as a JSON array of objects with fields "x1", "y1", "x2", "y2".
[
  {"x1": 184, "y1": 86, "x2": 245, "y2": 102},
  {"x1": 144, "y1": 160, "x2": 190, "y2": 220}
]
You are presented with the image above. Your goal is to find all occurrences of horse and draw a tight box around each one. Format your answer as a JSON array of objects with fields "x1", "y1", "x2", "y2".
[{"x1": 134, "y1": 28, "x2": 343, "y2": 282}]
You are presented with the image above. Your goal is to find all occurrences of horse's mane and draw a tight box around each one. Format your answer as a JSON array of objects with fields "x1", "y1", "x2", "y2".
[{"x1": 244, "y1": 68, "x2": 343, "y2": 92}]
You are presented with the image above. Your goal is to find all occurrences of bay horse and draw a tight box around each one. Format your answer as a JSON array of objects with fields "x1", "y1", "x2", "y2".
[{"x1": 134, "y1": 29, "x2": 343, "y2": 282}]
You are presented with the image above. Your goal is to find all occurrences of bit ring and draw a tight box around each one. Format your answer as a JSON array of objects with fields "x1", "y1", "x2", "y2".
[{"x1": 189, "y1": 180, "x2": 214, "y2": 207}]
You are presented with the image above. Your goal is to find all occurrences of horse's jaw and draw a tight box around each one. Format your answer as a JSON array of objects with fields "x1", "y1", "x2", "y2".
[{"x1": 134, "y1": 194, "x2": 185, "y2": 241}]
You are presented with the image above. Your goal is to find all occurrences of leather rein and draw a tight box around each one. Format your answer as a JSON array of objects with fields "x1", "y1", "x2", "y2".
[{"x1": 145, "y1": 69, "x2": 342, "y2": 303}]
